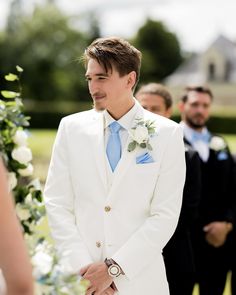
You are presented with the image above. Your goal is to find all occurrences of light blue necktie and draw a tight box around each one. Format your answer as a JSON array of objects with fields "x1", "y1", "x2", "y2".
[
  {"x1": 192, "y1": 131, "x2": 210, "y2": 143},
  {"x1": 106, "y1": 121, "x2": 122, "y2": 172}
]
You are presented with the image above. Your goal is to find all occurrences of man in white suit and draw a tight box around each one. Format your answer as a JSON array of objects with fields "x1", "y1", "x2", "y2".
[{"x1": 44, "y1": 37, "x2": 186, "y2": 295}]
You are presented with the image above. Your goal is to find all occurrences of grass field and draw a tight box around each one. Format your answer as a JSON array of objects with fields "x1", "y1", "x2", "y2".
[{"x1": 28, "y1": 129, "x2": 235, "y2": 295}]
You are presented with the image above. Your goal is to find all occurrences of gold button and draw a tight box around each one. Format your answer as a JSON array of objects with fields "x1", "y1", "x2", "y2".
[
  {"x1": 96, "y1": 241, "x2": 101, "y2": 248},
  {"x1": 104, "y1": 206, "x2": 111, "y2": 212}
]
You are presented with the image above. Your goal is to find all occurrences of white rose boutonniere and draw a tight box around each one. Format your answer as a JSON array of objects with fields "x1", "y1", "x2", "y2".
[
  {"x1": 128, "y1": 118, "x2": 156, "y2": 152},
  {"x1": 209, "y1": 136, "x2": 227, "y2": 151}
]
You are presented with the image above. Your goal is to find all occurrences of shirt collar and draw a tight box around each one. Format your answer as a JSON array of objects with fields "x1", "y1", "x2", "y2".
[{"x1": 104, "y1": 98, "x2": 139, "y2": 131}]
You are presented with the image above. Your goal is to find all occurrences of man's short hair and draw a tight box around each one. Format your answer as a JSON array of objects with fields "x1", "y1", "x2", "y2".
[
  {"x1": 82, "y1": 37, "x2": 142, "y2": 89},
  {"x1": 181, "y1": 85, "x2": 213, "y2": 103},
  {"x1": 136, "y1": 83, "x2": 173, "y2": 109}
]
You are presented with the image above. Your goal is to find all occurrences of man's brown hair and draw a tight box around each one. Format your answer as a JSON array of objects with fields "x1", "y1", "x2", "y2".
[
  {"x1": 136, "y1": 83, "x2": 173, "y2": 109},
  {"x1": 82, "y1": 37, "x2": 142, "y2": 90},
  {"x1": 181, "y1": 86, "x2": 213, "y2": 103}
]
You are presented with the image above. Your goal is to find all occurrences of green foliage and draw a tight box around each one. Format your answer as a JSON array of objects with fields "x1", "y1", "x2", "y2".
[
  {"x1": 0, "y1": 2, "x2": 89, "y2": 102},
  {"x1": 133, "y1": 19, "x2": 183, "y2": 82}
]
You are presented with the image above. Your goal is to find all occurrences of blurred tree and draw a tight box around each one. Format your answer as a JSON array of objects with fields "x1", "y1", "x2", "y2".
[
  {"x1": 0, "y1": 1, "x2": 91, "y2": 103},
  {"x1": 132, "y1": 19, "x2": 183, "y2": 83}
]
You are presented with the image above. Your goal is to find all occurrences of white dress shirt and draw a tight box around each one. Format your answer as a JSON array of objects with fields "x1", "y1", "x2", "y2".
[{"x1": 180, "y1": 121, "x2": 210, "y2": 162}]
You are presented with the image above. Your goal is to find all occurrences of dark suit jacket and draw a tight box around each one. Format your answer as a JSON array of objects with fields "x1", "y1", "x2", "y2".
[
  {"x1": 185, "y1": 134, "x2": 235, "y2": 271},
  {"x1": 188, "y1": 135, "x2": 235, "y2": 228},
  {"x1": 163, "y1": 144, "x2": 201, "y2": 275}
]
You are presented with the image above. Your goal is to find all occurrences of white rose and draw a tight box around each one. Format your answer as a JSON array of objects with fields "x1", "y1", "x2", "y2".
[
  {"x1": 13, "y1": 130, "x2": 28, "y2": 146},
  {"x1": 29, "y1": 178, "x2": 41, "y2": 190},
  {"x1": 129, "y1": 125, "x2": 149, "y2": 144},
  {"x1": 12, "y1": 146, "x2": 32, "y2": 164},
  {"x1": 8, "y1": 172, "x2": 17, "y2": 191},
  {"x1": 18, "y1": 163, "x2": 34, "y2": 177},
  {"x1": 209, "y1": 136, "x2": 226, "y2": 151},
  {"x1": 32, "y1": 251, "x2": 53, "y2": 279},
  {"x1": 15, "y1": 203, "x2": 31, "y2": 221},
  {"x1": 25, "y1": 193, "x2": 32, "y2": 204}
]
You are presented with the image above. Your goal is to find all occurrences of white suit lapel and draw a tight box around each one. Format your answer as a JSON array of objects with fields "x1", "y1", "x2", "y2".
[{"x1": 88, "y1": 112, "x2": 108, "y2": 191}]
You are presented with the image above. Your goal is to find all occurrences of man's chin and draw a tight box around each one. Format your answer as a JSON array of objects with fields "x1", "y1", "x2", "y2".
[
  {"x1": 187, "y1": 119, "x2": 206, "y2": 129},
  {"x1": 93, "y1": 101, "x2": 106, "y2": 112}
]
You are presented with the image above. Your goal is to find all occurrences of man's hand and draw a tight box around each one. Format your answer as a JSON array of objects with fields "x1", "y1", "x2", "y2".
[
  {"x1": 100, "y1": 286, "x2": 116, "y2": 295},
  {"x1": 80, "y1": 262, "x2": 113, "y2": 295},
  {"x1": 203, "y1": 221, "x2": 233, "y2": 247}
]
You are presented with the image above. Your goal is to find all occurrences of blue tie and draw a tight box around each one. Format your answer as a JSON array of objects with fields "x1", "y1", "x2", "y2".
[
  {"x1": 106, "y1": 121, "x2": 122, "y2": 172},
  {"x1": 192, "y1": 131, "x2": 210, "y2": 143}
]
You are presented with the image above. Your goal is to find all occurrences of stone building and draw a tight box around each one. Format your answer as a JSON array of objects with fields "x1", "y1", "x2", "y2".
[{"x1": 166, "y1": 35, "x2": 236, "y2": 86}]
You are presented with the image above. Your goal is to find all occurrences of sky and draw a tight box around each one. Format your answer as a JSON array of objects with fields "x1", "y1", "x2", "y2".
[{"x1": 0, "y1": 0, "x2": 236, "y2": 52}]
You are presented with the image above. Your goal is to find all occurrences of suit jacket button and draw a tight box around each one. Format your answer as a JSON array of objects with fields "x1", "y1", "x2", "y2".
[
  {"x1": 96, "y1": 241, "x2": 101, "y2": 248},
  {"x1": 105, "y1": 206, "x2": 111, "y2": 212}
]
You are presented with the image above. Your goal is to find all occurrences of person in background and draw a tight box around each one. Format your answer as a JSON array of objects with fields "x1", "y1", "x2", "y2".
[
  {"x1": 179, "y1": 85, "x2": 235, "y2": 295},
  {"x1": 136, "y1": 82, "x2": 201, "y2": 295},
  {"x1": 0, "y1": 158, "x2": 34, "y2": 295},
  {"x1": 230, "y1": 153, "x2": 236, "y2": 295}
]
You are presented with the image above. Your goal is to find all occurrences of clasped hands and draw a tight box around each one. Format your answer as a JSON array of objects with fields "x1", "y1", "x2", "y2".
[
  {"x1": 203, "y1": 221, "x2": 233, "y2": 247},
  {"x1": 80, "y1": 262, "x2": 117, "y2": 295}
]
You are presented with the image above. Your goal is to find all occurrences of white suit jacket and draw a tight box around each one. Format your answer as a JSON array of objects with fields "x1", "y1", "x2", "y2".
[{"x1": 44, "y1": 103, "x2": 186, "y2": 295}]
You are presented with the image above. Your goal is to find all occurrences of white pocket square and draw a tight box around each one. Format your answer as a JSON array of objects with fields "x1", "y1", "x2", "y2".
[{"x1": 136, "y1": 152, "x2": 154, "y2": 164}]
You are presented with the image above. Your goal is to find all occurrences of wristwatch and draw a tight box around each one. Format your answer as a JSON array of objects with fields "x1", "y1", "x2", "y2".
[{"x1": 104, "y1": 258, "x2": 122, "y2": 278}]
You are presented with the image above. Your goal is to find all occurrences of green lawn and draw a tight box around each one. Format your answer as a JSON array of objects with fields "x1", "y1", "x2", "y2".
[{"x1": 28, "y1": 129, "x2": 235, "y2": 295}]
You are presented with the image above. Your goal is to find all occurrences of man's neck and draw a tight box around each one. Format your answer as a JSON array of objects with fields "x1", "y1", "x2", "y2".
[{"x1": 107, "y1": 97, "x2": 135, "y2": 120}]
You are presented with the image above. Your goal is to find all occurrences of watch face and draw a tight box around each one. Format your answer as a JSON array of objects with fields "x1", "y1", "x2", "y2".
[{"x1": 109, "y1": 265, "x2": 120, "y2": 277}]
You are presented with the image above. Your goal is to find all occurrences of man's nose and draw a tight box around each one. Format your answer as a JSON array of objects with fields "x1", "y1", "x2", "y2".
[{"x1": 89, "y1": 80, "x2": 98, "y2": 95}]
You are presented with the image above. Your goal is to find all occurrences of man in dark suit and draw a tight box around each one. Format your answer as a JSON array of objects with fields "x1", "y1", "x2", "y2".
[
  {"x1": 179, "y1": 85, "x2": 235, "y2": 295},
  {"x1": 136, "y1": 83, "x2": 201, "y2": 295},
  {"x1": 230, "y1": 154, "x2": 236, "y2": 294}
]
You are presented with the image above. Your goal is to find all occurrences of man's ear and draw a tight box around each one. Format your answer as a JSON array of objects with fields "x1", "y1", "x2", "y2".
[
  {"x1": 166, "y1": 107, "x2": 173, "y2": 119},
  {"x1": 127, "y1": 71, "x2": 136, "y2": 89}
]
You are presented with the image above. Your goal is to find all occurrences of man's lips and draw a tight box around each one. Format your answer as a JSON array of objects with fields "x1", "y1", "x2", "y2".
[{"x1": 93, "y1": 95, "x2": 105, "y2": 100}]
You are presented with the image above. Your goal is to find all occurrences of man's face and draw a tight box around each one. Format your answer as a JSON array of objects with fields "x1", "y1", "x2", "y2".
[
  {"x1": 180, "y1": 91, "x2": 211, "y2": 129},
  {"x1": 85, "y1": 58, "x2": 131, "y2": 113},
  {"x1": 137, "y1": 93, "x2": 171, "y2": 118}
]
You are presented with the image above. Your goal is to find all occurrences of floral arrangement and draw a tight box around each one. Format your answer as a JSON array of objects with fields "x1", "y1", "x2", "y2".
[
  {"x1": 0, "y1": 67, "x2": 87, "y2": 294},
  {"x1": 128, "y1": 118, "x2": 156, "y2": 152}
]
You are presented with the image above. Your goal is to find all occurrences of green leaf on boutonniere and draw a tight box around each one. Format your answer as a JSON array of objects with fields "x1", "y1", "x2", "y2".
[
  {"x1": 148, "y1": 128, "x2": 155, "y2": 134},
  {"x1": 140, "y1": 143, "x2": 147, "y2": 148},
  {"x1": 128, "y1": 141, "x2": 137, "y2": 152},
  {"x1": 147, "y1": 143, "x2": 153, "y2": 150}
]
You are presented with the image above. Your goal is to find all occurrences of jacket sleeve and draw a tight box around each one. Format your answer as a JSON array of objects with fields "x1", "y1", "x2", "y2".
[
  {"x1": 112, "y1": 125, "x2": 186, "y2": 280},
  {"x1": 44, "y1": 119, "x2": 93, "y2": 273}
]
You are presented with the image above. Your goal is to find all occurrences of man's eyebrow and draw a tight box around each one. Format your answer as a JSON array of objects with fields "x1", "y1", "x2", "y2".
[{"x1": 85, "y1": 73, "x2": 109, "y2": 78}]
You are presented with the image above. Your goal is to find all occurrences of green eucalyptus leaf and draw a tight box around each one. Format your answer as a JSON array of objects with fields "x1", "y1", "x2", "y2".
[
  {"x1": 5, "y1": 73, "x2": 18, "y2": 81},
  {"x1": 1, "y1": 90, "x2": 20, "y2": 99},
  {"x1": 140, "y1": 143, "x2": 147, "y2": 148},
  {"x1": 16, "y1": 65, "x2": 24, "y2": 72},
  {"x1": 128, "y1": 141, "x2": 137, "y2": 152},
  {"x1": 148, "y1": 127, "x2": 156, "y2": 134}
]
